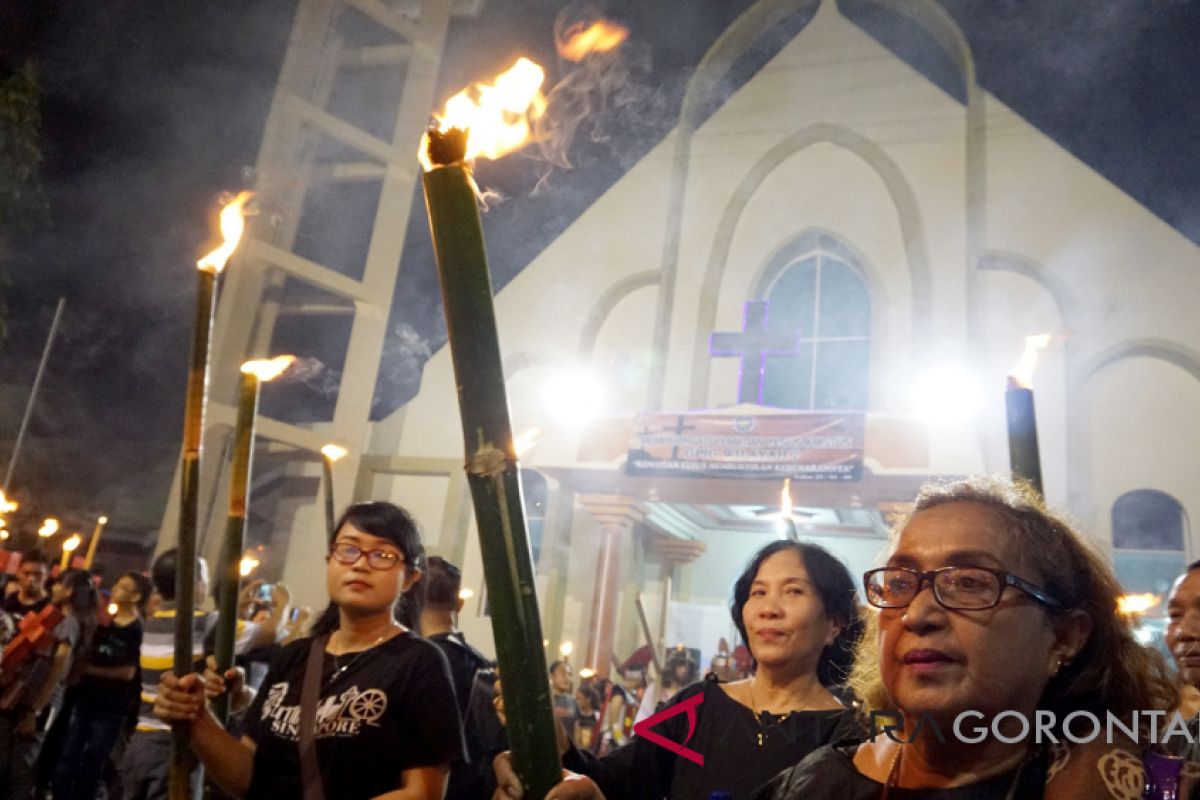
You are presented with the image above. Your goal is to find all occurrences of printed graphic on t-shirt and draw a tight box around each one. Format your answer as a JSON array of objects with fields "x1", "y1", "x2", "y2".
[{"x1": 260, "y1": 681, "x2": 389, "y2": 740}]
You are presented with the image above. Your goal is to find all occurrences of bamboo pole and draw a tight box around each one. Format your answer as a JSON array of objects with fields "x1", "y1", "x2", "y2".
[
  {"x1": 171, "y1": 266, "x2": 217, "y2": 800},
  {"x1": 83, "y1": 516, "x2": 108, "y2": 570},
  {"x1": 421, "y1": 128, "x2": 560, "y2": 799},
  {"x1": 212, "y1": 372, "x2": 258, "y2": 723},
  {"x1": 1005, "y1": 379, "x2": 1043, "y2": 496},
  {"x1": 319, "y1": 445, "x2": 346, "y2": 542}
]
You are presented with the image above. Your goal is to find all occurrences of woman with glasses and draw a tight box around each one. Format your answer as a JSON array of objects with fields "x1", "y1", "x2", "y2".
[
  {"x1": 758, "y1": 477, "x2": 1189, "y2": 800},
  {"x1": 494, "y1": 539, "x2": 864, "y2": 799},
  {"x1": 154, "y1": 501, "x2": 464, "y2": 800}
]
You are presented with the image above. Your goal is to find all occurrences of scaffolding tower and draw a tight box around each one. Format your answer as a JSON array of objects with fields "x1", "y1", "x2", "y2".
[{"x1": 157, "y1": 0, "x2": 483, "y2": 597}]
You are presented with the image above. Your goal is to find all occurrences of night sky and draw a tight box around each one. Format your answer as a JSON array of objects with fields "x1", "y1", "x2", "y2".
[{"x1": 0, "y1": 0, "x2": 1197, "y2": 558}]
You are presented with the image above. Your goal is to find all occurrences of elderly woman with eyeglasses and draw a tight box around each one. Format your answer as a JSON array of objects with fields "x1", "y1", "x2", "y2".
[
  {"x1": 154, "y1": 502, "x2": 464, "y2": 800},
  {"x1": 758, "y1": 477, "x2": 1193, "y2": 800}
]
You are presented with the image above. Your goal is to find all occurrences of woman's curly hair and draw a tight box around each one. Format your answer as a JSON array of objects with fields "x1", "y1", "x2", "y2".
[{"x1": 848, "y1": 476, "x2": 1179, "y2": 730}]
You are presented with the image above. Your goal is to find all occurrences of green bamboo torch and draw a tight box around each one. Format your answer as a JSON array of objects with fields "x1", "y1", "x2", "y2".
[
  {"x1": 421, "y1": 125, "x2": 561, "y2": 798},
  {"x1": 320, "y1": 444, "x2": 348, "y2": 542},
  {"x1": 212, "y1": 355, "x2": 294, "y2": 723},
  {"x1": 171, "y1": 191, "x2": 252, "y2": 800},
  {"x1": 1005, "y1": 334, "x2": 1050, "y2": 497}
]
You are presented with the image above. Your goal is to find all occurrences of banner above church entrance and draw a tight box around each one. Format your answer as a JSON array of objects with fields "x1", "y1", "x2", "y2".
[{"x1": 626, "y1": 408, "x2": 865, "y2": 481}]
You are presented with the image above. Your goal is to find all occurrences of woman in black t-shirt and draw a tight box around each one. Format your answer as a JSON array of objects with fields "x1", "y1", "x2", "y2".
[{"x1": 155, "y1": 502, "x2": 464, "y2": 800}]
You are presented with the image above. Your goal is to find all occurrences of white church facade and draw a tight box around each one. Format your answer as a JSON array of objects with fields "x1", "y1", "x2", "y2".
[{"x1": 355, "y1": 0, "x2": 1200, "y2": 667}]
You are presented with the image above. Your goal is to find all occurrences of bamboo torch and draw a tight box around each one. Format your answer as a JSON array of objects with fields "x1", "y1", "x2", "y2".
[
  {"x1": 212, "y1": 355, "x2": 294, "y2": 723},
  {"x1": 1005, "y1": 334, "x2": 1050, "y2": 497},
  {"x1": 83, "y1": 515, "x2": 108, "y2": 569},
  {"x1": 320, "y1": 444, "x2": 348, "y2": 542},
  {"x1": 418, "y1": 57, "x2": 560, "y2": 798},
  {"x1": 59, "y1": 533, "x2": 82, "y2": 570},
  {"x1": 171, "y1": 191, "x2": 252, "y2": 800}
]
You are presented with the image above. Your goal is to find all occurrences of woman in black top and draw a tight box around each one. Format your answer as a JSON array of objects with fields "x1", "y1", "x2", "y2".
[
  {"x1": 495, "y1": 539, "x2": 864, "y2": 799},
  {"x1": 155, "y1": 501, "x2": 464, "y2": 800}
]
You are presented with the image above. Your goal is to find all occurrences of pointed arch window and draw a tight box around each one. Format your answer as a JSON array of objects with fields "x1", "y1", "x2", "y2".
[{"x1": 760, "y1": 241, "x2": 871, "y2": 410}]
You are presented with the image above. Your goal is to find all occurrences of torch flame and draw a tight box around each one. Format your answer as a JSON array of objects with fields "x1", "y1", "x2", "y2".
[
  {"x1": 514, "y1": 427, "x2": 543, "y2": 457},
  {"x1": 241, "y1": 355, "x2": 296, "y2": 382},
  {"x1": 197, "y1": 191, "x2": 254, "y2": 274},
  {"x1": 239, "y1": 554, "x2": 260, "y2": 577},
  {"x1": 418, "y1": 57, "x2": 547, "y2": 171},
  {"x1": 321, "y1": 444, "x2": 348, "y2": 463},
  {"x1": 1007, "y1": 334, "x2": 1052, "y2": 390},
  {"x1": 0, "y1": 490, "x2": 17, "y2": 515},
  {"x1": 1116, "y1": 593, "x2": 1160, "y2": 616},
  {"x1": 62, "y1": 533, "x2": 82, "y2": 553},
  {"x1": 559, "y1": 640, "x2": 574, "y2": 658},
  {"x1": 781, "y1": 478, "x2": 793, "y2": 521},
  {"x1": 38, "y1": 518, "x2": 59, "y2": 538},
  {"x1": 557, "y1": 20, "x2": 629, "y2": 61}
]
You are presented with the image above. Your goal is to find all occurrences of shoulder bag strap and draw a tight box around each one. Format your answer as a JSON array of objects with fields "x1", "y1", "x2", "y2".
[{"x1": 299, "y1": 634, "x2": 329, "y2": 800}]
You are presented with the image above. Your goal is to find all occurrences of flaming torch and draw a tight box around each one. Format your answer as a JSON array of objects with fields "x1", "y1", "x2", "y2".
[
  {"x1": 1005, "y1": 334, "x2": 1050, "y2": 497},
  {"x1": 419, "y1": 57, "x2": 561, "y2": 797},
  {"x1": 555, "y1": 18, "x2": 629, "y2": 62},
  {"x1": 212, "y1": 355, "x2": 294, "y2": 722},
  {"x1": 172, "y1": 191, "x2": 253, "y2": 799},
  {"x1": 59, "y1": 533, "x2": 81, "y2": 570},
  {"x1": 320, "y1": 444, "x2": 348, "y2": 542}
]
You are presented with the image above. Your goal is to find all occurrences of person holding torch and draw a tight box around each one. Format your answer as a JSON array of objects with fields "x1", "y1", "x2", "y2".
[{"x1": 153, "y1": 501, "x2": 463, "y2": 800}]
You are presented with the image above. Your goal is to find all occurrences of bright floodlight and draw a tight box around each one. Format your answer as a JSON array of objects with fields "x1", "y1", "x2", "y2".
[
  {"x1": 909, "y1": 366, "x2": 982, "y2": 425},
  {"x1": 543, "y1": 369, "x2": 604, "y2": 427}
]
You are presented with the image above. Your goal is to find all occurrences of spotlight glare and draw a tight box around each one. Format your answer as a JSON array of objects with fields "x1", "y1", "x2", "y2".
[
  {"x1": 542, "y1": 369, "x2": 604, "y2": 428},
  {"x1": 910, "y1": 366, "x2": 982, "y2": 425}
]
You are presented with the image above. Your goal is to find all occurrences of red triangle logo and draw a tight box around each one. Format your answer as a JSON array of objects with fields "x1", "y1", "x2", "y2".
[{"x1": 632, "y1": 692, "x2": 705, "y2": 766}]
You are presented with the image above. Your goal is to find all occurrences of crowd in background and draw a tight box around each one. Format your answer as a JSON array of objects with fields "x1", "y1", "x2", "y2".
[{"x1": 6, "y1": 478, "x2": 1200, "y2": 799}]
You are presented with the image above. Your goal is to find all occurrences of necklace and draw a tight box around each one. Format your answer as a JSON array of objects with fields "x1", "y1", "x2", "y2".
[
  {"x1": 747, "y1": 680, "x2": 793, "y2": 746},
  {"x1": 326, "y1": 630, "x2": 389, "y2": 685},
  {"x1": 879, "y1": 744, "x2": 1029, "y2": 800}
]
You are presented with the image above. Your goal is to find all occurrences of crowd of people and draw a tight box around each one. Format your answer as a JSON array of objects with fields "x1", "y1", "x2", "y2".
[{"x1": 3, "y1": 478, "x2": 1200, "y2": 799}]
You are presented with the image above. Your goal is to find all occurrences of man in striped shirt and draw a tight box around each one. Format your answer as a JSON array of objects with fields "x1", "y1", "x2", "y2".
[{"x1": 119, "y1": 549, "x2": 284, "y2": 800}]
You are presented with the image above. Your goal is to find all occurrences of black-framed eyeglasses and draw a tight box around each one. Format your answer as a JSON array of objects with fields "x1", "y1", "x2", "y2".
[
  {"x1": 863, "y1": 566, "x2": 1065, "y2": 611},
  {"x1": 330, "y1": 542, "x2": 404, "y2": 571}
]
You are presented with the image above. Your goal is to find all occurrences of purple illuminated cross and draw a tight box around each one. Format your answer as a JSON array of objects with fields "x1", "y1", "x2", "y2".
[{"x1": 709, "y1": 300, "x2": 801, "y2": 404}]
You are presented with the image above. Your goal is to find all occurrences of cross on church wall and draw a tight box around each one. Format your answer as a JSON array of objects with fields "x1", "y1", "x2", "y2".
[{"x1": 708, "y1": 300, "x2": 801, "y2": 404}]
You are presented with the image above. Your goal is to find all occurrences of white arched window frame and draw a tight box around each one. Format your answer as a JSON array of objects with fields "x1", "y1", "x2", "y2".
[{"x1": 759, "y1": 241, "x2": 871, "y2": 411}]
